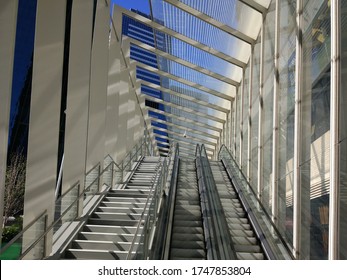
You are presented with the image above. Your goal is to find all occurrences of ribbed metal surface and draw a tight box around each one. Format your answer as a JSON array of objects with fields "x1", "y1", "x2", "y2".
[{"x1": 169, "y1": 159, "x2": 207, "y2": 260}]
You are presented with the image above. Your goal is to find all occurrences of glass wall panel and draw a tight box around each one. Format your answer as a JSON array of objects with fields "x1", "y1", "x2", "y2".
[
  {"x1": 250, "y1": 37, "x2": 261, "y2": 191},
  {"x1": 340, "y1": 0, "x2": 347, "y2": 260},
  {"x1": 301, "y1": 0, "x2": 331, "y2": 259},
  {"x1": 261, "y1": 0, "x2": 276, "y2": 212},
  {"x1": 277, "y1": 0, "x2": 296, "y2": 249},
  {"x1": 242, "y1": 65, "x2": 250, "y2": 171}
]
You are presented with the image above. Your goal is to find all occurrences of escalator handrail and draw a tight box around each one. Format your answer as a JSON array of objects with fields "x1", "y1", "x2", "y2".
[
  {"x1": 196, "y1": 144, "x2": 237, "y2": 260},
  {"x1": 218, "y1": 145, "x2": 294, "y2": 260}
]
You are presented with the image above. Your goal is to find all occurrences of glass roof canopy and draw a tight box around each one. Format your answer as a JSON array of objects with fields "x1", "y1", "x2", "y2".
[{"x1": 116, "y1": 0, "x2": 269, "y2": 158}]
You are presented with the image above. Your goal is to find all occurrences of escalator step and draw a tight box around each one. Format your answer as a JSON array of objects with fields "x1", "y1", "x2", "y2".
[
  {"x1": 171, "y1": 240, "x2": 205, "y2": 250},
  {"x1": 170, "y1": 248, "x2": 206, "y2": 259},
  {"x1": 171, "y1": 233, "x2": 204, "y2": 241},
  {"x1": 172, "y1": 226, "x2": 204, "y2": 234}
]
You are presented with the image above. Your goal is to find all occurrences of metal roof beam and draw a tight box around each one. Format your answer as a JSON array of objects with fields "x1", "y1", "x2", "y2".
[
  {"x1": 149, "y1": 117, "x2": 219, "y2": 140},
  {"x1": 153, "y1": 132, "x2": 216, "y2": 151},
  {"x1": 144, "y1": 95, "x2": 226, "y2": 124},
  {"x1": 129, "y1": 37, "x2": 240, "y2": 86},
  {"x1": 141, "y1": 80, "x2": 230, "y2": 114},
  {"x1": 152, "y1": 127, "x2": 216, "y2": 148},
  {"x1": 239, "y1": 0, "x2": 268, "y2": 14},
  {"x1": 165, "y1": 0, "x2": 255, "y2": 45},
  {"x1": 118, "y1": 6, "x2": 247, "y2": 68},
  {"x1": 134, "y1": 61, "x2": 233, "y2": 101},
  {"x1": 148, "y1": 107, "x2": 222, "y2": 133}
]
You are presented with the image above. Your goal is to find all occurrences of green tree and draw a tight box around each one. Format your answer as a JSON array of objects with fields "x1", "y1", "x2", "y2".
[{"x1": 3, "y1": 152, "x2": 26, "y2": 228}]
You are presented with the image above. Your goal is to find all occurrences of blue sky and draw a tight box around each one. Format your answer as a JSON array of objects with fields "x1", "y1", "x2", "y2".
[{"x1": 111, "y1": 0, "x2": 150, "y2": 14}]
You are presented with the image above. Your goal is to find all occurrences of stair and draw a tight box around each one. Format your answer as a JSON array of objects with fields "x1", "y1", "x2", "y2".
[
  {"x1": 210, "y1": 161, "x2": 265, "y2": 260},
  {"x1": 63, "y1": 156, "x2": 162, "y2": 260},
  {"x1": 169, "y1": 159, "x2": 207, "y2": 260}
]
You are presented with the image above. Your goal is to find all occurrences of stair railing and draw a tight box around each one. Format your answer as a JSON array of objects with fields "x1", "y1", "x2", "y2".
[
  {"x1": 126, "y1": 143, "x2": 179, "y2": 260},
  {"x1": 218, "y1": 145, "x2": 294, "y2": 260},
  {"x1": 126, "y1": 160, "x2": 166, "y2": 259},
  {"x1": 156, "y1": 142, "x2": 180, "y2": 259},
  {"x1": 0, "y1": 137, "x2": 151, "y2": 259},
  {"x1": 196, "y1": 144, "x2": 237, "y2": 260}
]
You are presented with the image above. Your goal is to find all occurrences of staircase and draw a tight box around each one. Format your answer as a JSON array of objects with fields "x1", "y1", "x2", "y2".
[
  {"x1": 169, "y1": 159, "x2": 206, "y2": 260},
  {"x1": 210, "y1": 161, "x2": 265, "y2": 260},
  {"x1": 63, "y1": 156, "x2": 162, "y2": 260}
]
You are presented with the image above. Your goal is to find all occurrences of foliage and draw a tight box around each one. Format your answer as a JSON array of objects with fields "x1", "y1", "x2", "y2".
[
  {"x1": 3, "y1": 152, "x2": 26, "y2": 227},
  {"x1": 1, "y1": 222, "x2": 22, "y2": 243}
]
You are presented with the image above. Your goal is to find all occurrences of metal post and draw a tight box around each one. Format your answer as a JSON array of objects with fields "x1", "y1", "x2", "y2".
[
  {"x1": 233, "y1": 89, "x2": 238, "y2": 157},
  {"x1": 328, "y1": 0, "x2": 341, "y2": 260},
  {"x1": 293, "y1": 0, "x2": 303, "y2": 259},
  {"x1": 239, "y1": 70, "x2": 245, "y2": 167},
  {"x1": 229, "y1": 103, "x2": 233, "y2": 151},
  {"x1": 247, "y1": 50, "x2": 253, "y2": 182},
  {"x1": 271, "y1": 0, "x2": 280, "y2": 226},
  {"x1": 257, "y1": 22, "x2": 265, "y2": 200}
]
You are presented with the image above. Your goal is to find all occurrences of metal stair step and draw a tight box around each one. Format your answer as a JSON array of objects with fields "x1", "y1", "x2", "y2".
[
  {"x1": 92, "y1": 212, "x2": 144, "y2": 220},
  {"x1": 78, "y1": 232, "x2": 137, "y2": 242},
  {"x1": 83, "y1": 225, "x2": 142, "y2": 234},
  {"x1": 87, "y1": 218, "x2": 139, "y2": 226},
  {"x1": 103, "y1": 197, "x2": 147, "y2": 203},
  {"x1": 71, "y1": 240, "x2": 140, "y2": 251},
  {"x1": 65, "y1": 249, "x2": 129, "y2": 260},
  {"x1": 100, "y1": 201, "x2": 145, "y2": 208},
  {"x1": 96, "y1": 207, "x2": 146, "y2": 214}
]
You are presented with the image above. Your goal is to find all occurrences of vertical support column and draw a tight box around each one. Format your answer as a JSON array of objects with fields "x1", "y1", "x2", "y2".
[
  {"x1": 62, "y1": 0, "x2": 94, "y2": 215},
  {"x1": 293, "y1": 0, "x2": 303, "y2": 259},
  {"x1": 0, "y1": 0, "x2": 18, "y2": 238},
  {"x1": 111, "y1": 8, "x2": 129, "y2": 163},
  {"x1": 229, "y1": 102, "x2": 233, "y2": 151},
  {"x1": 328, "y1": 0, "x2": 341, "y2": 260},
  {"x1": 239, "y1": 72, "x2": 245, "y2": 167},
  {"x1": 271, "y1": 0, "x2": 280, "y2": 226},
  {"x1": 257, "y1": 23, "x2": 265, "y2": 200},
  {"x1": 23, "y1": 0, "x2": 67, "y2": 257},
  {"x1": 86, "y1": 0, "x2": 109, "y2": 180},
  {"x1": 247, "y1": 51, "x2": 253, "y2": 182},
  {"x1": 233, "y1": 88, "x2": 238, "y2": 157},
  {"x1": 105, "y1": 15, "x2": 121, "y2": 161}
]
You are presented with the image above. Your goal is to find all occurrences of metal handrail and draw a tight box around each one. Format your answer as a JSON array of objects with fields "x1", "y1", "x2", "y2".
[
  {"x1": 126, "y1": 160, "x2": 164, "y2": 260},
  {"x1": 0, "y1": 210, "x2": 47, "y2": 255},
  {"x1": 218, "y1": 144, "x2": 294, "y2": 260},
  {"x1": 196, "y1": 144, "x2": 236, "y2": 260},
  {"x1": 161, "y1": 143, "x2": 180, "y2": 259},
  {"x1": 1, "y1": 137, "x2": 152, "y2": 259}
]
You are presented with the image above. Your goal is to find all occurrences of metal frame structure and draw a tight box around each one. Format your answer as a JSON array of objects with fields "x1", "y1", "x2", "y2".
[{"x1": 1, "y1": 0, "x2": 345, "y2": 260}]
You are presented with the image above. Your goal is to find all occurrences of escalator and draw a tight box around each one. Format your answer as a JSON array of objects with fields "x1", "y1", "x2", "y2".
[
  {"x1": 210, "y1": 161, "x2": 264, "y2": 260},
  {"x1": 168, "y1": 159, "x2": 206, "y2": 260}
]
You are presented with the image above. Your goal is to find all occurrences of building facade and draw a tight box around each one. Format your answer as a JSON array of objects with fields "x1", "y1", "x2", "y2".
[{"x1": 0, "y1": 0, "x2": 346, "y2": 259}]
